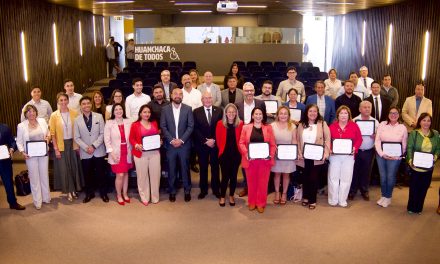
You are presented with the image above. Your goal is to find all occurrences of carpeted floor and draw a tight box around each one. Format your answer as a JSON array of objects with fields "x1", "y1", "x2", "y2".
[{"x1": 0, "y1": 169, "x2": 439, "y2": 264}]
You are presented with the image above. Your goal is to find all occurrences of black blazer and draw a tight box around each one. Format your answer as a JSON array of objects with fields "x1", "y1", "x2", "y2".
[
  {"x1": 193, "y1": 106, "x2": 223, "y2": 149},
  {"x1": 0, "y1": 124, "x2": 16, "y2": 164},
  {"x1": 235, "y1": 99, "x2": 267, "y2": 123},
  {"x1": 364, "y1": 95, "x2": 392, "y2": 122}
]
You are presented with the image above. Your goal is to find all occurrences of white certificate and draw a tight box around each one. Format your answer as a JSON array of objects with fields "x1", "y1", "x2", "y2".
[
  {"x1": 355, "y1": 120, "x2": 375, "y2": 136},
  {"x1": 413, "y1": 151, "x2": 434, "y2": 169},
  {"x1": 0, "y1": 145, "x2": 10, "y2": 160},
  {"x1": 303, "y1": 143, "x2": 324, "y2": 161},
  {"x1": 332, "y1": 139, "x2": 353, "y2": 155},
  {"x1": 382, "y1": 142, "x2": 402, "y2": 157},
  {"x1": 248, "y1": 142, "x2": 270, "y2": 159},
  {"x1": 277, "y1": 144, "x2": 298, "y2": 160},
  {"x1": 353, "y1": 91, "x2": 364, "y2": 99},
  {"x1": 142, "y1": 134, "x2": 161, "y2": 151},
  {"x1": 264, "y1": 100, "x2": 279, "y2": 114},
  {"x1": 26, "y1": 141, "x2": 47, "y2": 157},
  {"x1": 289, "y1": 108, "x2": 302, "y2": 122}
]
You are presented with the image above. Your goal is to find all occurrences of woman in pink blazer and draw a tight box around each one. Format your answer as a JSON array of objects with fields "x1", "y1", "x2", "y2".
[
  {"x1": 104, "y1": 103, "x2": 133, "y2": 205},
  {"x1": 239, "y1": 107, "x2": 276, "y2": 213}
]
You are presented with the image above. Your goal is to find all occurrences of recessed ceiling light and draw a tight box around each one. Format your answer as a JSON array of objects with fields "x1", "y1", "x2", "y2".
[
  {"x1": 121, "y1": 9, "x2": 153, "y2": 12},
  {"x1": 180, "y1": 10, "x2": 212, "y2": 13},
  {"x1": 316, "y1": 1, "x2": 355, "y2": 5},
  {"x1": 95, "y1": 1, "x2": 134, "y2": 4},
  {"x1": 239, "y1": 5, "x2": 267, "y2": 8},
  {"x1": 175, "y1": 2, "x2": 212, "y2": 5}
]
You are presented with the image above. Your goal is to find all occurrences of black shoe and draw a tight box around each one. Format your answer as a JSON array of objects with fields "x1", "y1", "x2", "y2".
[
  {"x1": 348, "y1": 193, "x2": 355, "y2": 201},
  {"x1": 191, "y1": 165, "x2": 199, "y2": 173},
  {"x1": 198, "y1": 193, "x2": 207, "y2": 200},
  {"x1": 101, "y1": 194, "x2": 109, "y2": 203},
  {"x1": 184, "y1": 193, "x2": 191, "y2": 202},
  {"x1": 9, "y1": 203, "x2": 25, "y2": 210},
  {"x1": 83, "y1": 194, "x2": 95, "y2": 203},
  {"x1": 361, "y1": 192, "x2": 370, "y2": 201},
  {"x1": 219, "y1": 202, "x2": 226, "y2": 207},
  {"x1": 169, "y1": 194, "x2": 176, "y2": 202}
]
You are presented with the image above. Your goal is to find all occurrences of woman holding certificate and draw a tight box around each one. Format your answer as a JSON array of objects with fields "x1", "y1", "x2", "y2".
[
  {"x1": 375, "y1": 107, "x2": 407, "y2": 208},
  {"x1": 328, "y1": 106, "x2": 362, "y2": 207},
  {"x1": 129, "y1": 105, "x2": 161, "y2": 206},
  {"x1": 216, "y1": 103, "x2": 243, "y2": 207},
  {"x1": 297, "y1": 104, "x2": 331, "y2": 209},
  {"x1": 283, "y1": 88, "x2": 306, "y2": 125},
  {"x1": 17, "y1": 105, "x2": 51, "y2": 209},
  {"x1": 105, "y1": 89, "x2": 125, "y2": 120},
  {"x1": 104, "y1": 103, "x2": 133, "y2": 205},
  {"x1": 271, "y1": 106, "x2": 297, "y2": 205},
  {"x1": 49, "y1": 92, "x2": 83, "y2": 202},
  {"x1": 406, "y1": 113, "x2": 440, "y2": 214},
  {"x1": 239, "y1": 107, "x2": 276, "y2": 213}
]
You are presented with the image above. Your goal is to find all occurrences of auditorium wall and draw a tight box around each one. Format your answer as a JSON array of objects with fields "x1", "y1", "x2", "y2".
[
  {"x1": 331, "y1": 0, "x2": 440, "y2": 128},
  {"x1": 0, "y1": 0, "x2": 107, "y2": 133}
]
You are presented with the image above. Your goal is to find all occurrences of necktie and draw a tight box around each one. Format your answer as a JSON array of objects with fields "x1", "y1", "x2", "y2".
[
  {"x1": 374, "y1": 97, "x2": 379, "y2": 120},
  {"x1": 363, "y1": 78, "x2": 367, "y2": 88},
  {"x1": 207, "y1": 108, "x2": 212, "y2": 124}
]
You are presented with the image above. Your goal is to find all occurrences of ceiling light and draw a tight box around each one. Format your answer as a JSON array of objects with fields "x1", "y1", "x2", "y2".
[
  {"x1": 421, "y1": 31, "x2": 430, "y2": 80},
  {"x1": 95, "y1": 1, "x2": 134, "y2": 4},
  {"x1": 175, "y1": 2, "x2": 213, "y2": 5},
  {"x1": 20, "y1": 31, "x2": 28, "y2": 82},
  {"x1": 316, "y1": 1, "x2": 355, "y2": 5},
  {"x1": 121, "y1": 9, "x2": 153, "y2": 12},
  {"x1": 180, "y1": 10, "x2": 212, "y2": 13},
  {"x1": 239, "y1": 5, "x2": 267, "y2": 8}
]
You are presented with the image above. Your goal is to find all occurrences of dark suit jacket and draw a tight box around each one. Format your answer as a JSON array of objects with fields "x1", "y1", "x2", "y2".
[
  {"x1": 0, "y1": 124, "x2": 16, "y2": 164},
  {"x1": 160, "y1": 103, "x2": 194, "y2": 148},
  {"x1": 235, "y1": 99, "x2": 267, "y2": 123},
  {"x1": 193, "y1": 106, "x2": 223, "y2": 150},
  {"x1": 305, "y1": 94, "x2": 336, "y2": 124},
  {"x1": 155, "y1": 82, "x2": 178, "y2": 100},
  {"x1": 364, "y1": 95, "x2": 392, "y2": 122}
]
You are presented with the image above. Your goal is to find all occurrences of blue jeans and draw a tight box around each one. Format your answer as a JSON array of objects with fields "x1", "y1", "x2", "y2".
[{"x1": 376, "y1": 155, "x2": 400, "y2": 198}]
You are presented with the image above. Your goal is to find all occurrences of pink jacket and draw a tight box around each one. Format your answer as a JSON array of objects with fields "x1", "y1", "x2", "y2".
[
  {"x1": 239, "y1": 123, "x2": 276, "y2": 169},
  {"x1": 104, "y1": 119, "x2": 133, "y2": 165}
]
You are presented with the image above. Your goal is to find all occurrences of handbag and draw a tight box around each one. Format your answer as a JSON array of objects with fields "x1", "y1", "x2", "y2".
[{"x1": 15, "y1": 170, "x2": 31, "y2": 196}]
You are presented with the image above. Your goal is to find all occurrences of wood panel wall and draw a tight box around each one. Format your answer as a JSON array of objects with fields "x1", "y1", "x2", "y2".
[
  {"x1": 0, "y1": 0, "x2": 107, "y2": 133},
  {"x1": 331, "y1": 0, "x2": 440, "y2": 128}
]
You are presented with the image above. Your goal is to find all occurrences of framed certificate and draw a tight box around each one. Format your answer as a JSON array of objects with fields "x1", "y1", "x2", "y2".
[
  {"x1": 248, "y1": 142, "x2": 270, "y2": 159},
  {"x1": 413, "y1": 151, "x2": 434, "y2": 169},
  {"x1": 142, "y1": 134, "x2": 161, "y2": 151},
  {"x1": 0, "y1": 145, "x2": 10, "y2": 160},
  {"x1": 353, "y1": 91, "x2": 364, "y2": 99},
  {"x1": 303, "y1": 143, "x2": 324, "y2": 161},
  {"x1": 264, "y1": 100, "x2": 279, "y2": 114},
  {"x1": 276, "y1": 144, "x2": 298, "y2": 160},
  {"x1": 332, "y1": 139, "x2": 353, "y2": 155},
  {"x1": 355, "y1": 120, "x2": 375, "y2": 136},
  {"x1": 26, "y1": 141, "x2": 47, "y2": 157},
  {"x1": 289, "y1": 108, "x2": 302, "y2": 122},
  {"x1": 381, "y1": 142, "x2": 402, "y2": 157}
]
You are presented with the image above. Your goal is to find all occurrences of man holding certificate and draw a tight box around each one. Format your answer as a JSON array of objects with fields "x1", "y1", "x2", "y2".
[
  {"x1": 129, "y1": 105, "x2": 161, "y2": 206},
  {"x1": 374, "y1": 107, "x2": 407, "y2": 208},
  {"x1": 328, "y1": 106, "x2": 362, "y2": 207},
  {"x1": 255, "y1": 80, "x2": 282, "y2": 124},
  {"x1": 74, "y1": 97, "x2": 108, "y2": 204},
  {"x1": 17, "y1": 105, "x2": 51, "y2": 209},
  {"x1": 193, "y1": 92, "x2": 223, "y2": 200},
  {"x1": 406, "y1": 113, "x2": 440, "y2": 214},
  {"x1": 239, "y1": 107, "x2": 276, "y2": 213},
  {"x1": 350, "y1": 101, "x2": 379, "y2": 201}
]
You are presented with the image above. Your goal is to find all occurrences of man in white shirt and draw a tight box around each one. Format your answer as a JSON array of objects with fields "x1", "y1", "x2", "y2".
[
  {"x1": 181, "y1": 74, "x2": 202, "y2": 111},
  {"x1": 64, "y1": 79, "x2": 82, "y2": 113},
  {"x1": 349, "y1": 101, "x2": 379, "y2": 201},
  {"x1": 197, "y1": 71, "x2": 222, "y2": 107},
  {"x1": 125, "y1": 78, "x2": 151, "y2": 121},
  {"x1": 21, "y1": 85, "x2": 53, "y2": 123},
  {"x1": 106, "y1": 38, "x2": 117, "y2": 77},
  {"x1": 255, "y1": 80, "x2": 281, "y2": 123},
  {"x1": 357, "y1": 66, "x2": 374, "y2": 92},
  {"x1": 276, "y1": 66, "x2": 305, "y2": 103}
]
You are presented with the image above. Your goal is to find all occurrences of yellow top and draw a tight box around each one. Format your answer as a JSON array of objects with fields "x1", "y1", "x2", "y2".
[{"x1": 49, "y1": 109, "x2": 79, "y2": 151}]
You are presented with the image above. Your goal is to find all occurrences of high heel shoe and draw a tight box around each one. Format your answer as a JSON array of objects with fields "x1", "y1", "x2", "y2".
[
  {"x1": 117, "y1": 196, "x2": 125, "y2": 206},
  {"x1": 229, "y1": 196, "x2": 236, "y2": 207},
  {"x1": 67, "y1": 193, "x2": 73, "y2": 202},
  {"x1": 123, "y1": 195, "x2": 130, "y2": 203},
  {"x1": 280, "y1": 193, "x2": 287, "y2": 205},
  {"x1": 219, "y1": 198, "x2": 226, "y2": 207},
  {"x1": 72, "y1": 192, "x2": 78, "y2": 199},
  {"x1": 273, "y1": 192, "x2": 280, "y2": 204}
]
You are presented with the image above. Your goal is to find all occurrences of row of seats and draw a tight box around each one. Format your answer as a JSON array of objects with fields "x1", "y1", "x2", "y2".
[
  {"x1": 127, "y1": 61, "x2": 197, "y2": 70},
  {"x1": 233, "y1": 61, "x2": 314, "y2": 69}
]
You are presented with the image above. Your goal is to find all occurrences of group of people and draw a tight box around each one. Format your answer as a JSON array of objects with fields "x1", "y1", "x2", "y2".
[{"x1": 1, "y1": 64, "x2": 439, "y2": 216}]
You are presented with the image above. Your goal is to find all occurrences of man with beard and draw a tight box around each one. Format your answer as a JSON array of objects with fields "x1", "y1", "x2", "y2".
[
  {"x1": 255, "y1": 80, "x2": 281, "y2": 124},
  {"x1": 160, "y1": 88, "x2": 194, "y2": 202},
  {"x1": 335, "y1": 80, "x2": 362, "y2": 118}
]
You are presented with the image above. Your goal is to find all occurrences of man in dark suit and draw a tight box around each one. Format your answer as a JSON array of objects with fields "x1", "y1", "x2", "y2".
[
  {"x1": 306, "y1": 80, "x2": 336, "y2": 124},
  {"x1": 0, "y1": 123, "x2": 25, "y2": 210},
  {"x1": 364, "y1": 81, "x2": 392, "y2": 122},
  {"x1": 156, "y1": 70, "x2": 178, "y2": 101},
  {"x1": 235, "y1": 82, "x2": 267, "y2": 197},
  {"x1": 193, "y1": 91, "x2": 223, "y2": 199},
  {"x1": 160, "y1": 88, "x2": 194, "y2": 202}
]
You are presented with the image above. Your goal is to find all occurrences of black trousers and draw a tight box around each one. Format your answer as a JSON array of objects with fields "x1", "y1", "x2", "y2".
[
  {"x1": 350, "y1": 148, "x2": 375, "y2": 195},
  {"x1": 197, "y1": 145, "x2": 220, "y2": 195},
  {"x1": 81, "y1": 156, "x2": 107, "y2": 196},
  {"x1": 0, "y1": 160, "x2": 17, "y2": 206},
  {"x1": 219, "y1": 154, "x2": 241, "y2": 197},
  {"x1": 303, "y1": 159, "x2": 326, "y2": 204},
  {"x1": 407, "y1": 168, "x2": 433, "y2": 213}
]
